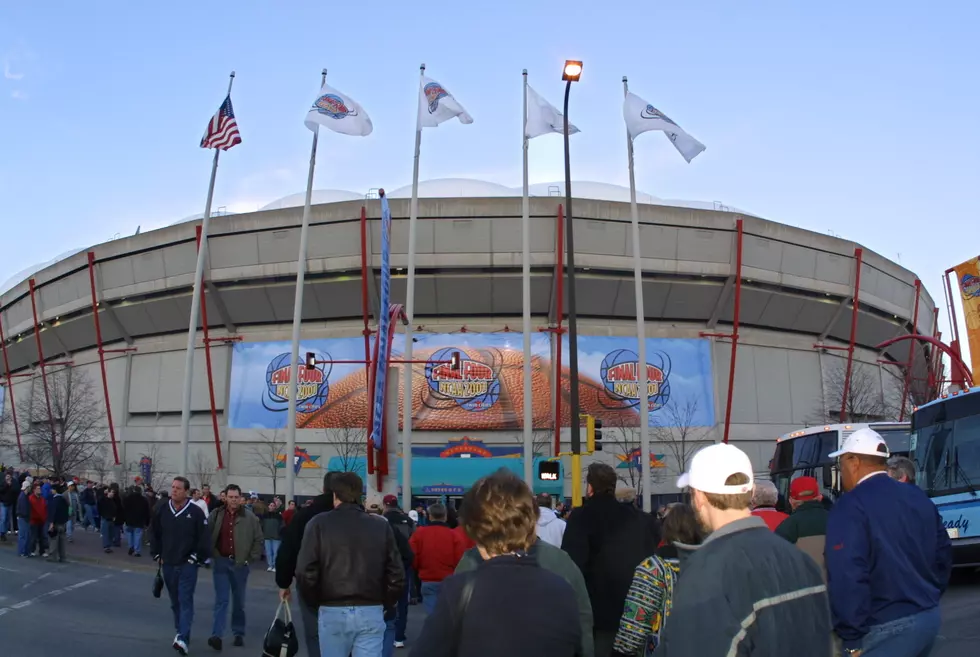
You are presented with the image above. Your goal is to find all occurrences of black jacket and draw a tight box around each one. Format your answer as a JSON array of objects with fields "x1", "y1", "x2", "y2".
[
  {"x1": 295, "y1": 503, "x2": 405, "y2": 610},
  {"x1": 561, "y1": 492, "x2": 661, "y2": 631},
  {"x1": 50, "y1": 494, "x2": 70, "y2": 525},
  {"x1": 0, "y1": 479, "x2": 19, "y2": 506},
  {"x1": 275, "y1": 492, "x2": 334, "y2": 590},
  {"x1": 80, "y1": 487, "x2": 96, "y2": 506},
  {"x1": 410, "y1": 554, "x2": 582, "y2": 657},
  {"x1": 149, "y1": 499, "x2": 210, "y2": 566},
  {"x1": 658, "y1": 516, "x2": 832, "y2": 657},
  {"x1": 97, "y1": 495, "x2": 120, "y2": 523},
  {"x1": 123, "y1": 491, "x2": 152, "y2": 528}
]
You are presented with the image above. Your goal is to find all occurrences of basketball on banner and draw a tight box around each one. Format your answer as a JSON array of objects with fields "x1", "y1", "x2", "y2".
[
  {"x1": 263, "y1": 351, "x2": 331, "y2": 414},
  {"x1": 425, "y1": 347, "x2": 501, "y2": 412},
  {"x1": 599, "y1": 349, "x2": 671, "y2": 411}
]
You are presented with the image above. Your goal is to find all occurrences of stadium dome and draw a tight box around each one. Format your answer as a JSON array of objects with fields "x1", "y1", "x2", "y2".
[
  {"x1": 260, "y1": 189, "x2": 364, "y2": 211},
  {"x1": 0, "y1": 247, "x2": 86, "y2": 296},
  {"x1": 386, "y1": 178, "x2": 517, "y2": 199}
]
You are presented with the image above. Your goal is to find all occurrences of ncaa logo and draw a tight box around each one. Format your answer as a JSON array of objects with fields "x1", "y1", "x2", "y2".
[
  {"x1": 313, "y1": 94, "x2": 357, "y2": 120},
  {"x1": 962, "y1": 273, "x2": 980, "y2": 299},
  {"x1": 424, "y1": 82, "x2": 449, "y2": 114},
  {"x1": 640, "y1": 104, "x2": 678, "y2": 126}
]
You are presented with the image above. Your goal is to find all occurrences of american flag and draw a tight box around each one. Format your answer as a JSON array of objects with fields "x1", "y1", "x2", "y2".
[{"x1": 200, "y1": 95, "x2": 241, "y2": 150}]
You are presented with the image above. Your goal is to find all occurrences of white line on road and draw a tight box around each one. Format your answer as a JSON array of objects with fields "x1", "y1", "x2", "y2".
[
  {"x1": 0, "y1": 577, "x2": 103, "y2": 618},
  {"x1": 0, "y1": 566, "x2": 18, "y2": 573},
  {"x1": 21, "y1": 571, "x2": 51, "y2": 590}
]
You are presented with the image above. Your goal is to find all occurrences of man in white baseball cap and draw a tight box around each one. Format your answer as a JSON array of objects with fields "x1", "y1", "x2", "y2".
[
  {"x1": 825, "y1": 428, "x2": 951, "y2": 656},
  {"x1": 657, "y1": 443, "x2": 832, "y2": 657}
]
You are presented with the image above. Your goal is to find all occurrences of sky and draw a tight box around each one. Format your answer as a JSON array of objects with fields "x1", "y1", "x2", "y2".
[{"x1": 1, "y1": 1, "x2": 978, "y2": 364}]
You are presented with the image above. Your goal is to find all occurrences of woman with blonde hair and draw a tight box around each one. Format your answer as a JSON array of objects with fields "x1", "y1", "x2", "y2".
[{"x1": 410, "y1": 469, "x2": 582, "y2": 657}]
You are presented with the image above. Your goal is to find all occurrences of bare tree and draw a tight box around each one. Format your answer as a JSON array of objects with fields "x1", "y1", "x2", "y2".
[
  {"x1": 652, "y1": 398, "x2": 711, "y2": 477},
  {"x1": 512, "y1": 423, "x2": 556, "y2": 457},
  {"x1": 325, "y1": 426, "x2": 366, "y2": 472},
  {"x1": 606, "y1": 414, "x2": 643, "y2": 488},
  {"x1": 20, "y1": 367, "x2": 108, "y2": 478},
  {"x1": 190, "y1": 451, "x2": 217, "y2": 489},
  {"x1": 128, "y1": 443, "x2": 173, "y2": 494},
  {"x1": 90, "y1": 445, "x2": 115, "y2": 483},
  {"x1": 247, "y1": 430, "x2": 286, "y2": 496},
  {"x1": 814, "y1": 359, "x2": 904, "y2": 424}
]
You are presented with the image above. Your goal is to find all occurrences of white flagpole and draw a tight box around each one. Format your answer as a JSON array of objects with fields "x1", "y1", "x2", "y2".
[
  {"x1": 179, "y1": 71, "x2": 235, "y2": 477},
  {"x1": 623, "y1": 76, "x2": 651, "y2": 512},
  {"x1": 285, "y1": 68, "x2": 328, "y2": 503},
  {"x1": 522, "y1": 70, "x2": 534, "y2": 485},
  {"x1": 402, "y1": 63, "x2": 425, "y2": 513}
]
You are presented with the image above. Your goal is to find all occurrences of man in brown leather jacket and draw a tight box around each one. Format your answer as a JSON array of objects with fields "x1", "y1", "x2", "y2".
[{"x1": 295, "y1": 472, "x2": 405, "y2": 656}]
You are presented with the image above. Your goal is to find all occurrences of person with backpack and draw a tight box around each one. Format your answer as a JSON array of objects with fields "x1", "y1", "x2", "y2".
[{"x1": 382, "y1": 494, "x2": 416, "y2": 648}]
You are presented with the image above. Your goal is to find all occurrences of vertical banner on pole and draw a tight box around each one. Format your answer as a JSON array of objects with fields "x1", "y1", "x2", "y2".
[
  {"x1": 370, "y1": 192, "x2": 393, "y2": 482},
  {"x1": 952, "y1": 256, "x2": 980, "y2": 377}
]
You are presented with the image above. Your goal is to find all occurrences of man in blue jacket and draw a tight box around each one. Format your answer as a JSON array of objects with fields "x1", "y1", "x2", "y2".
[{"x1": 826, "y1": 428, "x2": 952, "y2": 657}]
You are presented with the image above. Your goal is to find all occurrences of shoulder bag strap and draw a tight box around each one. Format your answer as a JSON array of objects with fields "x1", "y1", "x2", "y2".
[{"x1": 451, "y1": 574, "x2": 477, "y2": 656}]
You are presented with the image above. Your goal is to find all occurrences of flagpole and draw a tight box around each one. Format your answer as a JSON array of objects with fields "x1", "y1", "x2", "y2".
[
  {"x1": 286, "y1": 68, "x2": 327, "y2": 503},
  {"x1": 179, "y1": 71, "x2": 235, "y2": 477},
  {"x1": 623, "y1": 77, "x2": 651, "y2": 513},
  {"x1": 521, "y1": 70, "x2": 534, "y2": 484},
  {"x1": 402, "y1": 63, "x2": 425, "y2": 513}
]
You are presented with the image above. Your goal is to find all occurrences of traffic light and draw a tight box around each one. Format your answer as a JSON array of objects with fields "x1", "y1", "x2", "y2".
[
  {"x1": 580, "y1": 414, "x2": 603, "y2": 453},
  {"x1": 305, "y1": 352, "x2": 316, "y2": 370}
]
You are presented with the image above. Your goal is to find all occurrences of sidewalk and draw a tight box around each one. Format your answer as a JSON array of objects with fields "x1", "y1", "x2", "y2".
[{"x1": 0, "y1": 526, "x2": 282, "y2": 589}]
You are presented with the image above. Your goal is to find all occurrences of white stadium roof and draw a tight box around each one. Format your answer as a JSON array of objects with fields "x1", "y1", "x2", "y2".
[{"x1": 1, "y1": 178, "x2": 751, "y2": 296}]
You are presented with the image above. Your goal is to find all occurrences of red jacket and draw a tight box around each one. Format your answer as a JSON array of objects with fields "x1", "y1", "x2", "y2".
[
  {"x1": 29, "y1": 494, "x2": 47, "y2": 526},
  {"x1": 453, "y1": 524, "x2": 476, "y2": 551},
  {"x1": 752, "y1": 507, "x2": 789, "y2": 532},
  {"x1": 409, "y1": 523, "x2": 465, "y2": 582}
]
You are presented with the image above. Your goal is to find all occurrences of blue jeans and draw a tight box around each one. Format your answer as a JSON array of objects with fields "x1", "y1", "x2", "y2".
[
  {"x1": 862, "y1": 607, "x2": 941, "y2": 657},
  {"x1": 83, "y1": 504, "x2": 98, "y2": 530},
  {"x1": 0, "y1": 503, "x2": 10, "y2": 535},
  {"x1": 163, "y1": 563, "x2": 199, "y2": 643},
  {"x1": 395, "y1": 565, "x2": 411, "y2": 641},
  {"x1": 318, "y1": 606, "x2": 385, "y2": 657},
  {"x1": 212, "y1": 557, "x2": 249, "y2": 639},
  {"x1": 421, "y1": 581, "x2": 442, "y2": 615},
  {"x1": 264, "y1": 539, "x2": 281, "y2": 567},
  {"x1": 16, "y1": 517, "x2": 30, "y2": 555},
  {"x1": 101, "y1": 522, "x2": 119, "y2": 549},
  {"x1": 382, "y1": 618, "x2": 396, "y2": 657},
  {"x1": 65, "y1": 518, "x2": 73, "y2": 539},
  {"x1": 126, "y1": 526, "x2": 143, "y2": 554}
]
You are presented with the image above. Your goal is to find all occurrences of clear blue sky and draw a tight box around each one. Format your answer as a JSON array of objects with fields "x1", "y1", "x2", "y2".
[{"x1": 2, "y1": 1, "x2": 978, "y2": 358}]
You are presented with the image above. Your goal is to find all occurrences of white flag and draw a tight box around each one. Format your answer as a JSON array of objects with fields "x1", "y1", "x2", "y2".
[
  {"x1": 305, "y1": 82, "x2": 373, "y2": 136},
  {"x1": 623, "y1": 92, "x2": 704, "y2": 163},
  {"x1": 526, "y1": 84, "x2": 579, "y2": 140},
  {"x1": 418, "y1": 75, "x2": 473, "y2": 128}
]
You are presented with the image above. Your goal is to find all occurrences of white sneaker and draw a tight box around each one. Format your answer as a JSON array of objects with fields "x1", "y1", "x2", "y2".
[
  {"x1": 266, "y1": 567, "x2": 273, "y2": 572},
  {"x1": 173, "y1": 635, "x2": 188, "y2": 655},
  {"x1": 394, "y1": 641, "x2": 406, "y2": 648}
]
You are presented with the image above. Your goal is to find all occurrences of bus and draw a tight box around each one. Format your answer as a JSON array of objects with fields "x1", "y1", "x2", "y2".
[
  {"x1": 769, "y1": 422, "x2": 912, "y2": 504},
  {"x1": 911, "y1": 387, "x2": 980, "y2": 567}
]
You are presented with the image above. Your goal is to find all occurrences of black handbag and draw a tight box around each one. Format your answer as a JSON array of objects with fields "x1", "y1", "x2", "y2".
[
  {"x1": 262, "y1": 601, "x2": 299, "y2": 657},
  {"x1": 152, "y1": 565, "x2": 164, "y2": 598}
]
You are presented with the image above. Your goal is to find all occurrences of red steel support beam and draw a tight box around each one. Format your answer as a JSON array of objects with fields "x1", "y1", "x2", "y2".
[
  {"x1": 553, "y1": 204, "x2": 566, "y2": 456},
  {"x1": 899, "y1": 279, "x2": 921, "y2": 421},
  {"x1": 722, "y1": 219, "x2": 744, "y2": 443},
  {"x1": 195, "y1": 226, "x2": 224, "y2": 470},
  {"x1": 0, "y1": 314, "x2": 23, "y2": 459},
  {"x1": 28, "y1": 278, "x2": 59, "y2": 461},
  {"x1": 876, "y1": 334, "x2": 973, "y2": 389},
  {"x1": 839, "y1": 248, "x2": 864, "y2": 423},
  {"x1": 944, "y1": 268, "x2": 961, "y2": 349},
  {"x1": 87, "y1": 252, "x2": 121, "y2": 465}
]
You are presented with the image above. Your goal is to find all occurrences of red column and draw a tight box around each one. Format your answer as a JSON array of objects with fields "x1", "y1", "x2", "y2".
[
  {"x1": 944, "y1": 268, "x2": 961, "y2": 348},
  {"x1": 899, "y1": 280, "x2": 921, "y2": 421},
  {"x1": 28, "y1": 279, "x2": 59, "y2": 461},
  {"x1": 195, "y1": 226, "x2": 224, "y2": 470},
  {"x1": 0, "y1": 314, "x2": 22, "y2": 459},
  {"x1": 86, "y1": 252, "x2": 121, "y2": 465},
  {"x1": 839, "y1": 248, "x2": 864, "y2": 422}
]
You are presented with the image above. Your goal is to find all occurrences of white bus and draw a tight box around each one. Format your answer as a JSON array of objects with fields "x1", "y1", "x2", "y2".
[{"x1": 769, "y1": 422, "x2": 912, "y2": 504}]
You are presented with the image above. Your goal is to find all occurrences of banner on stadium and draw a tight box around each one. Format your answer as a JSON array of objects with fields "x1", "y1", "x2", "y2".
[
  {"x1": 227, "y1": 333, "x2": 714, "y2": 430},
  {"x1": 953, "y1": 256, "x2": 980, "y2": 377}
]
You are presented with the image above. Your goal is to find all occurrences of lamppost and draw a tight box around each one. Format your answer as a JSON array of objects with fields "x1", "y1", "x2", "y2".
[{"x1": 562, "y1": 60, "x2": 583, "y2": 462}]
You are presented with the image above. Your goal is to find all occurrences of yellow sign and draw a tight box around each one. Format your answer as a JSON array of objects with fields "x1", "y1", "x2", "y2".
[{"x1": 953, "y1": 256, "x2": 980, "y2": 377}]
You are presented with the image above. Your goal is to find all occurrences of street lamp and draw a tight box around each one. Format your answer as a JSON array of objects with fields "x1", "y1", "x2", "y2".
[{"x1": 562, "y1": 59, "x2": 583, "y2": 459}]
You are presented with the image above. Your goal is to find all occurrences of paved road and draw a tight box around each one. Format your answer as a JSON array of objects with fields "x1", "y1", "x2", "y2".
[{"x1": 0, "y1": 544, "x2": 977, "y2": 655}]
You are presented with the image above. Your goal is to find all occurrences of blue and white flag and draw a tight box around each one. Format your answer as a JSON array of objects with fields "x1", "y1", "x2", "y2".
[
  {"x1": 305, "y1": 82, "x2": 374, "y2": 136},
  {"x1": 623, "y1": 91, "x2": 705, "y2": 163},
  {"x1": 370, "y1": 194, "x2": 393, "y2": 450}
]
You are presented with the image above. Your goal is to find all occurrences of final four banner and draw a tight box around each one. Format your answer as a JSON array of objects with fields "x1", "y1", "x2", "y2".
[
  {"x1": 953, "y1": 256, "x2": 980, "y2": 378},
  {"x1": 370, "y1": 194, "x2": 393, "y2": 448},
  {"x1": 227, "y1": 334, "x2": 715, "y2": 430}
]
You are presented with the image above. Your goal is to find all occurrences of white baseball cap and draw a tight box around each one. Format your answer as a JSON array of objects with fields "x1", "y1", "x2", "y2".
[
  {"x1": 828, "y1": 427, "x2": 890, "y2": 459},
  {"x1": 677, "y1": 443, "x2": 755, "y2": 495}
]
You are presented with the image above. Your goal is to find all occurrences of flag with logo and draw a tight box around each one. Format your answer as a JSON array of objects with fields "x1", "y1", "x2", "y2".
[
  {"x1": 525, "y1": 84, "x2": 579, "y2": 139},
  {"x1": 418, "y1": 76, "x2": 473, "y2": 128},
  {"x1": 305, "y1": 82, "x2": 373, "y2": 136},
  {"x1": 370, "y1": 194, "x2": 393, "y2": 452},
  {"x1": 623, "y1": 92, "x2": 704, "y2": 163}
]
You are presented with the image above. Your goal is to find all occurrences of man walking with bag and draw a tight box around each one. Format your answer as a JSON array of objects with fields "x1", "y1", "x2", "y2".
[
  {"x1": 206, "y1": 484, "x2": 263, "y2": 651},
  {"x1": 150, "y1": 476, "x2": 211, "y2": 656}
]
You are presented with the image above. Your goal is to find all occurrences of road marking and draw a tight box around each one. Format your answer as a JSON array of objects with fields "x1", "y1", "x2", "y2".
[
  {"x1": 0, "y1": 566, "x2": 18, "y2": 573},
  {"x1": 21, "y1": 571, "x2": 51, "y2": 590},
  {"x1": 0, "y1": 577, "x2": 102, "y2": 618}
]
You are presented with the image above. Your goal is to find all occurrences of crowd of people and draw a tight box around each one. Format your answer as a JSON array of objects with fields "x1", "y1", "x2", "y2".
[{"x1": 2, "y1": 426, "x2": 953, "y2": 657}]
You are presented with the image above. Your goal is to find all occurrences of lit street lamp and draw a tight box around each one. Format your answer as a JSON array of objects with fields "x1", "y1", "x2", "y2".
[{"x1": 562, "y1": 60, "x2": 583, "y2": 461}]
